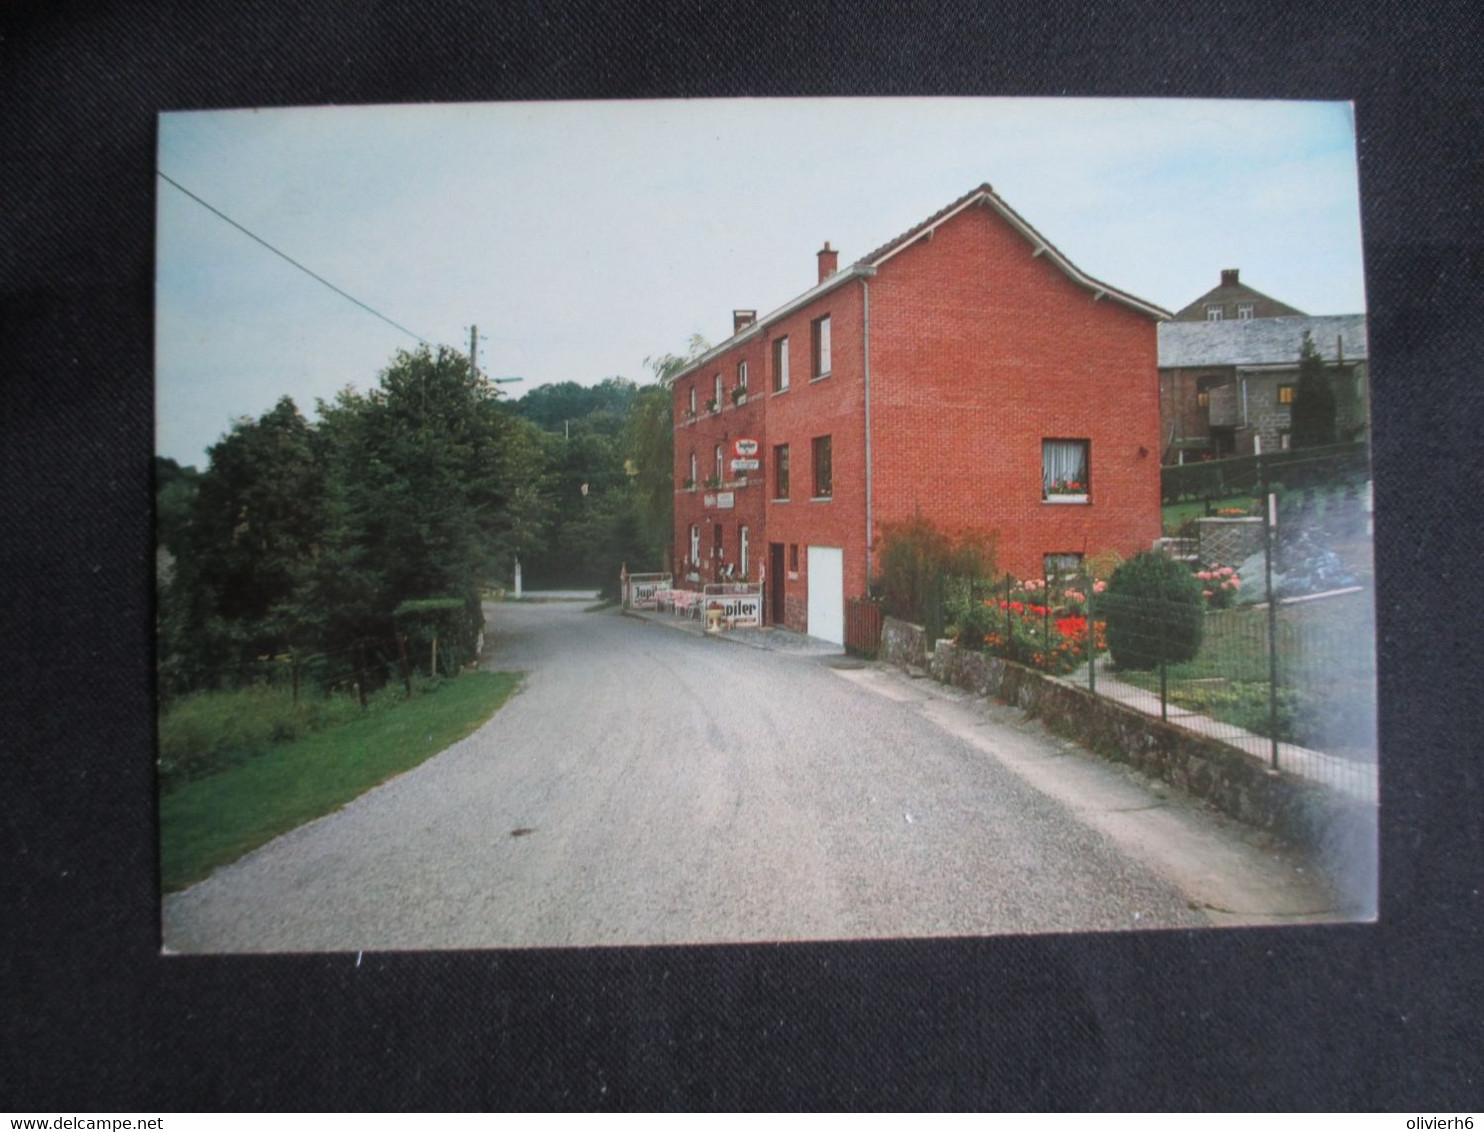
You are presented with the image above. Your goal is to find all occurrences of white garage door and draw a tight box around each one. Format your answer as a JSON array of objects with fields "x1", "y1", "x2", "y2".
[{"x1": 806, "y1": 546, "x2": 844, "y2": 645}]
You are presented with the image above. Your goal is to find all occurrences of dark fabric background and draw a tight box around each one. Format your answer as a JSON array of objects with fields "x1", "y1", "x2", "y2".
[{"x1": 3, "y1": 0, "x2": 1481, "y2": 1111}]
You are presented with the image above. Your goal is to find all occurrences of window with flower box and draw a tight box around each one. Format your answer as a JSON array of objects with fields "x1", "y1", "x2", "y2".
[
  {"x1": 1042, "y1": 439, "x2": 1089, "y2": 503},
  {"x1": 772, "y1": 336, "x2": 790, "y2": 392}
]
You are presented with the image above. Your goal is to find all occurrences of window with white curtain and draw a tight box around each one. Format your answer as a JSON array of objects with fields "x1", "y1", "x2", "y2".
[{"x1": 1042, "y1": 439, "x2": 1089, "y2": 501}]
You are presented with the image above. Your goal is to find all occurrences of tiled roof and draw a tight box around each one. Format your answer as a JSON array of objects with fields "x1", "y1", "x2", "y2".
[{"x1": 1158, "y1": 314, "x2": 1368, "y2": 369}]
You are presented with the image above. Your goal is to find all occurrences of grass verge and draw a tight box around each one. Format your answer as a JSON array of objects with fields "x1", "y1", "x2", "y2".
[{"x1": 159, "y1": 670, "x2": 523, "y2": 893}]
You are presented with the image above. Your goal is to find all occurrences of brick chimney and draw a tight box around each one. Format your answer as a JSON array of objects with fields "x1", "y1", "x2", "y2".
[
  {"x1": 733, "y1": 309, "x2": 757, "y2": 334},
  {"x1": 817, "y1": 241, "x2": 838, "y2": 284},
  {"x1": 1221, "y1": 268, "x2": 1240, "y2": 287}
]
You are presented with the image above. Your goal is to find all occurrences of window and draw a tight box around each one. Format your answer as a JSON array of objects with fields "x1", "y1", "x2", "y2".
[
  {"x1": 1278, "y1": 384, "x2": 1296, "y2": 405},
  {"x1": 773, "y1": 336, "x2": 790, "y2": 392},
  {"x1": 713, "y1": 373, "x2": 723, "y2": 410},
  {"x1": 1043, "y1": 552, "x2": 1083, "y2": 580},
  {"x1": 773, "y1": 443, "x2": 790, "y2": 499},
  {"x1": 737, "y1": 360, "x2": 748, "y2": 390},
  {"x1": 1197, "y1": 375, "x2": 1221, "y2": 411},
  {"x1": 1237, "y1": 302, "x2": 1254, "y2": 321},
  {"x1": 1042, "y1": 439, "x2": 1089, "y2": 501},
  {"x1": 811, "y1": 314, "x2": 832, "y2": 378},
  {"x1": 739, "y1": 525, "x2": 750, "y2": 577},
  {"x1": 714, "y1": 443, "x2": 724, "y2": 483},
  {"x1": 789, "y1": 544, "x2": 799, "y2": 572},
  {"x1": 1205, "y1": 305, "x2": 1223, "y2": 321},
  {"x1": 688, "y1": 450, "x2": 697, "y2": 489},
  {"x1": 689, "y1": 524, "x2": 700, "y2": 566},
  {"x1": 688, "y1": 386, "x2": 697, "y2": 416},
  {"x1": 812, "y1": 435, "x2": 833, "y2": 498}
]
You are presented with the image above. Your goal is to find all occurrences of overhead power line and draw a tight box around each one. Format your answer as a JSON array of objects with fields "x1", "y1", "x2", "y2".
[{"x1": 157, "y1": 169, "x2": 432, "y2": 347}]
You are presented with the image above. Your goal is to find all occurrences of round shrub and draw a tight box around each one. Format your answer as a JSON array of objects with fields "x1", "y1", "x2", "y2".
[
  {"x1": 954, "y1": 600, "x2": 998, "y2": 651},
  {"x1": 1100, "y1": 552, "x2": 1205, "y2": 670}
]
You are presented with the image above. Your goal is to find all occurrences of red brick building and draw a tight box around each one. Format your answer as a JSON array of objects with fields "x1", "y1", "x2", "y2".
[{"x1": 670, "y1": 184, "x2": 1168, "y2": 644}]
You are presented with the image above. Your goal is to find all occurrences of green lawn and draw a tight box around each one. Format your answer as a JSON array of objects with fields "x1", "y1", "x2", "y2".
[
  {"x1": 1161, "y1": 494, "x2": 1259, "y2": 535},
  {"x1": 159, "y1": 670, "x2": 523, "y2": 893},
  {"x1": 1114, "y1": 594, "x2": 1374, "y2": 751}
]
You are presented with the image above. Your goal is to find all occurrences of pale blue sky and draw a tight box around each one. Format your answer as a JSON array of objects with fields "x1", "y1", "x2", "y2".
[{"x1": 156, "y1": 98, "x2": 1365, "y2": 466}]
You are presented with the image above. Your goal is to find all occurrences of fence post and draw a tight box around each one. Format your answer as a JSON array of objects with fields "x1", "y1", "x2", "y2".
[
  {"x1": 354, "y1": 640, "x2": 370, "y2": 711},
  {"x1": 396, "y1": 633, "x2": 413, "y2": 698},
  {"x1": 1262, "y1": 461, "x2": 1281, "y2": 769},
  {"x1": 1086, "y1": 571, "x2": 1096, "y2": 695},
  {"x1": 1157, "y1": 580, "x2": 1168, "y2": 722},
  {"x1": 1004, "y1": 573, "x2": 1012, "y2": 643}
]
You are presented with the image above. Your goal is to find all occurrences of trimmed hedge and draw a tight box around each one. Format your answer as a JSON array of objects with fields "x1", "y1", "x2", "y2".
[{"x1": 1100, "y1": 552, "x2": 1204, "y2": 670}]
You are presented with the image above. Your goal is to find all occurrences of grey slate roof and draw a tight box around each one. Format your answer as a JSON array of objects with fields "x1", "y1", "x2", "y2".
[{"x1": 1158, "y1": 314, "x2": 1369, "y2": 369}]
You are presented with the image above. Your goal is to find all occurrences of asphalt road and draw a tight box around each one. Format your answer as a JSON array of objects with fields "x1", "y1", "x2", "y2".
[{"x1": 162, "y1": 601, "x2": 1340, "y2": 952}]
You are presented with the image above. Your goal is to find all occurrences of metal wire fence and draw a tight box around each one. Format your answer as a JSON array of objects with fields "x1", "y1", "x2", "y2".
[{"x1": 932, "y1": 556, "x2": 1377, "y2": 802}]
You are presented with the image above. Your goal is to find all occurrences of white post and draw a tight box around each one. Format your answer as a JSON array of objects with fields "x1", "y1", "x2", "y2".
[{"x1": 514, "y1": 557, "x2": 523, "y2": 599}]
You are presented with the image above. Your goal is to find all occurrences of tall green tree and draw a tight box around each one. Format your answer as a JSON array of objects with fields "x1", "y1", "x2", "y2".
[
  {"x1": 160, "y1": 397, "x2": 325, "y2": 694},
  {"x1": 316, "y1": 345, "x2": 544, "y2": 627},
  {"x1": 1290, "y1": 330, "x2": 1338, "y2": 449}
]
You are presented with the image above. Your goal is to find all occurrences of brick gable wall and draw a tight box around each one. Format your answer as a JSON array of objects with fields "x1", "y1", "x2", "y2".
[{"x1": 867, "y1": 203, "x2": 1161, "y2": 580}]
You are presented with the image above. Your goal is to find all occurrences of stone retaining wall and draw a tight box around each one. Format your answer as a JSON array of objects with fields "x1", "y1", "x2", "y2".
[
  {"x1": 880, "y1": 616, "x2": 1371, "y2": 875},
  {"x1": 881, "y1": 617, "x2": 929, "y2": 669}
]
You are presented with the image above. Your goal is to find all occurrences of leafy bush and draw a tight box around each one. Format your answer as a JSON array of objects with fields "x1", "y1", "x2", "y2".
[
  {"x1": 871, "y1": 513, "x2": 994, "y2": 630},
  {"x1": 1100, "y1": 552, "x2": 1205, "y2": 670},
  {"x1": 394, "y1": 596, "x2": 484, "y2": 675}
]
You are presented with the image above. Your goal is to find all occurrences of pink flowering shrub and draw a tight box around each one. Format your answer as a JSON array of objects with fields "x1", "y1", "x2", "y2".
[{"x1": 1195, "y1": 564, "x2": 1242, "y2": 610}]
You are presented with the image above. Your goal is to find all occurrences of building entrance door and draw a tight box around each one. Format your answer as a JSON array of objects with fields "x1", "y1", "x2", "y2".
[{"x1": 806, "y1": 546, "x2": 844, "y2": 645}]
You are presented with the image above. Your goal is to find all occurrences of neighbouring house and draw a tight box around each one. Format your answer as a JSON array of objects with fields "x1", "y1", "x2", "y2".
[
  {"x1": 668, "y1": 184, "x2": 1168, "y2": 644},
  {"x1": 1158, "y1": 310, "x2": 1370, "y2": 462},
  {"x1": 1170, "y1": 267, "x2": 1305, "y2": 323}
]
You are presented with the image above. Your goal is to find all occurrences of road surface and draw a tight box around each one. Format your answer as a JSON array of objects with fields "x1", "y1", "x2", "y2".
[{"x1": 162, "y1": 601, "x2": 1339, "y2": 952}]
